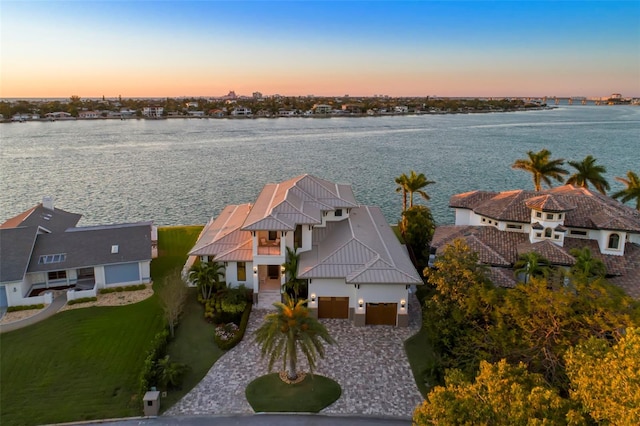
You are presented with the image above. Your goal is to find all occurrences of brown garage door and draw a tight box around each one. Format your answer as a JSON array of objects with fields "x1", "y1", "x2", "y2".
[
  {"x1": 366, "y1": 303, "x2": 397, "y2": 325},
  {"x1": 318, "y1": 297, "x2": 349, "y2": 319}
]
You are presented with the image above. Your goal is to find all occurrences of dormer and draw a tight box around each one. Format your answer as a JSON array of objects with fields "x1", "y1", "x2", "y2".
[{"x1": 525, "y1": 195, "x2": 575, "y2": 246}]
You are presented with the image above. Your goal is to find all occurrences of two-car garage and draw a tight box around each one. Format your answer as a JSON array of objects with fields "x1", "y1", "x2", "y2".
[{"x1": 317, "y1": 296, "x2": 397, "y2": 326}]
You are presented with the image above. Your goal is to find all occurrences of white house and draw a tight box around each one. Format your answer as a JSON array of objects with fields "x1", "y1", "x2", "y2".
[
  {"x1": 142, "y1": 106, "x2": 164, "y2": 118},
  {"x1": 189, "y1": 175, "x2": 422, "y2": 326},
  {"x1": 0, "y1": 197, "x2": 157, "y2": 309},
  {"x1": 431, "y1": 185, "x2": 640, "y2": 297},
  {"x1": 231, "y1": 107, "x2": 252, "y2": 117}
]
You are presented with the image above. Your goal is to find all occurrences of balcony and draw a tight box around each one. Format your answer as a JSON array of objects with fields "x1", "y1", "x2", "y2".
[{"x1": 257, "y1": 237, "x2": 281, "y2": 256}]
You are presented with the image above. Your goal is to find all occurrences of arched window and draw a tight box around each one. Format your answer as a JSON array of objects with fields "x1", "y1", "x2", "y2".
[
  {"x1": 544, "y1": 228, "x2": 552, "y2": 238},
  {"x1": 608, "y1": 233, "x2": 620, "y2": 249}
]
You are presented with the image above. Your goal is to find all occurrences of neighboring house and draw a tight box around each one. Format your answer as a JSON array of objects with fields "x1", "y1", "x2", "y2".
[
  {"x1": 185, "y1": 102, "x2": 199, "y2": 108},
  {"x1": 78, "y1": 111, "x2": 100, "y2": 119},
  {"x1": 189, "y1": 175, "x2": 422, "y2": 326},
  {"x1": 394, "y1": 106, "x2": 409, "y2": 113},
  {"x1": 45, "y1": 112, "x2": 73, "y2": 120},
  {"x1": 0, "y1": 197, "x2": 157, "y2": 308},
  {"x1": 431, "y1": 185, "x2": 640, "y2": 297},
  {"x1": 187, "y1": 110, "x2": 205, "y2": 117},
  {"x1": 142, "y1": 106, "x2": 164, "y2": 117},
  {"x1": 11, "y1": 113, "x2": 40, "y2": 122},
  {"x1": 313, "y1": 104, "x2": 332, "y2": 114},
  {"x1": 231, "y1": 107, "x2": 252, "y2": 117}
]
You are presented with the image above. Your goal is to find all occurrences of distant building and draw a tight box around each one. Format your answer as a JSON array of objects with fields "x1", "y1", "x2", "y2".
[
  {"x1": 231, "y1": 107, "x2": 252, "y2": 117},
  {"x1": 78, "y1": 111, "x2": 100, "y2": 119},
  {"x1": 142, "y1": 106, "x2": 163, "y2": 118}
]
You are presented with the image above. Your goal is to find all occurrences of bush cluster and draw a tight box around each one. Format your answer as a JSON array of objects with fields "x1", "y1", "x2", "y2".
[
  {"x1": 213, "y1": 302, "x2": 252, "y2": 350},
  {"x1": 7, "y1": 304, "x2": 45, "y2": 312},
  {"x1": 138, "y1": 328, "x2": 170, "y2": 399},
  {"x1": 67, "y1": 297, "x2": 98, "y2": 305},
  {"x1": 99, "y1": 284, "x2": 147, "y2": 294}
]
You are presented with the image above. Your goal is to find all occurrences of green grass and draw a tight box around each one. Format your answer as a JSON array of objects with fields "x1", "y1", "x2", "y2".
[
  {"x1": 404, "y1": 328, "x2": 439, "y2": 397},
  {"x1": 0, "y1": 300, "x2": 164, "y2": 426},
  {"x1": 0, "y1": 225, "x2": 207, "y2": 426},
  {"x1": 246, "y1": 373, "x2": 341, "y2": 413}
]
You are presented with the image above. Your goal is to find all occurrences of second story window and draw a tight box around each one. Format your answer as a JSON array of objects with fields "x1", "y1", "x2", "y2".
[
  {"x1": 608, "y1": 233, "x2": 620, "y2": 249},
  {"x1": 335, "y1": 209, "x2": 343, "y2": 217}
]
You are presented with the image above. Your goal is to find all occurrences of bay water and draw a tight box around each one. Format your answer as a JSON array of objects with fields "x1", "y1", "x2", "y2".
[{"x1": 1, "y1": 106, "x2": 638, "y2": 227}]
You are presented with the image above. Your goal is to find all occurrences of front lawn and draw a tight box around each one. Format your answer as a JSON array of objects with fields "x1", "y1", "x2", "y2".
[
  {"x1": 0, "y1": 300, "x2": 164, "y2": 426},
  {"x1": 404, "y1": 327, "x2": 438, "y2": 397},
  {"x1": 246, "y1": 373, "x2": 341, "y2": 412}
]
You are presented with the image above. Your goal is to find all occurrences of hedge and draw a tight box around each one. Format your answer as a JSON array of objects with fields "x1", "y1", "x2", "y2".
[
  {"x1": 99, "y1": 284, "x2": 147, "y2": 294},
  {"x1": 67, "y1": 297, "x2": 98, "y2": 305},
  {"x1": 7, "y1": 304, "x2": 45, "y2": 312},
  {"x1": 213, "y1": 302, "x2": 252, "y2": 351}
]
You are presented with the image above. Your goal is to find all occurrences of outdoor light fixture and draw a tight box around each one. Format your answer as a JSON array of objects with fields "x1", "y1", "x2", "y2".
[
  {"x1": 358, "y1": 299, "x2": 364, "y2": 308},
  {"x1": 253, "y1": 266, "x2": 257, "y2": 274},
  {"x1": 280, "y1": 265, "x2": 286, "y2": 273},
  {"x1": 400, "y1": 299, "x2": 406, "y2": 309},
  {"x1": 310, "y1": 293, "x2": 316, "y2": 302}
]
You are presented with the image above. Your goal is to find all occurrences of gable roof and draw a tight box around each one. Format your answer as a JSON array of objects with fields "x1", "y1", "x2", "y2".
[
  {"x1": 1, "y1": 203, "x2": 82, "y2": 233},
  {"x1": 0, "y1": 227, "x2": 38, "y2": 283},
  {"x1": 242, "y1": 174, "x2": 358, "y2": 231},
  {"x1": 189, "y1": 204, "x2": 253, "y2": 262},
  {"x1": 298, "y1": 206, "x2": 422, "y2": 285}
]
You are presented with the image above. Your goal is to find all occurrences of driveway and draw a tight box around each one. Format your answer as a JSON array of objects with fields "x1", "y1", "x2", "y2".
[{"x1": 166, "y1": 296, "x2": 423, "y2": 419}]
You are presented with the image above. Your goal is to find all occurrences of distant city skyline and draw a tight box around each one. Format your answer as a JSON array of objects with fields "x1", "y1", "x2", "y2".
[{"x1": 1, "y1": 1, "x2": 639, "y2": 98}]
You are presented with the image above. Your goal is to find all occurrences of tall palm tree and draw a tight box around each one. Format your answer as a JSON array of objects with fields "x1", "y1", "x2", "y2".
[
  {"x1": 569, "y1": 247, "x2": 606, "y2": 282},
  {"x1": 395, "y1": 172, "x2": 409, "y2": 213},
  {"x1": 612, "y1": 170, "x2": 640, "y2": 211},
  {"x1": 566, "y1": 155, "x2": 610, "y2": 194},
  {"x1": 405, "y1": 170, "x2": 435, "y2": 208},
  {"x1": 189, "y1": 259, "x2": 225, "y2": 300},
  {"x1": 254, "y1": 294, "x2": 335, "y2": 381},
  {"x1": 511, "y1": 149, "x2": 568, "y2": 191},
  {"x1": 282, "y1": 246, "x2": 306, "y2": 302},
  {"x1": 514, "y1": 252, "x2": 551, "y2": 284}
]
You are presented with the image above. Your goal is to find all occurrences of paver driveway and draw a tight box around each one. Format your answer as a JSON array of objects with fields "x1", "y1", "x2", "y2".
[{"x1": 166, "y1": 297, "x2": 423, "y2": 418}]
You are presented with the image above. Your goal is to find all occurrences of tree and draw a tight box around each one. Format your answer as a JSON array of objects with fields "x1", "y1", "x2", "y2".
[
  {"x1": 157, "y1": 269, "x2": 188, "y2": 338},
  {"x1": 511, "y1": 149, "x2": 568, "y2": 191},
  {"x1": 282, "y1": 246, "x2": 306, "y2": 302},
  {"x1": 405, "y1": 170, "x2": 435, "y2": 208},
  {"x1": 566, "y1": 155, "x2": 610, "y2": 194},
  {"x1": 514, "y1": 251, "x2": 551, "y2": 283},
  {"x1": 569, "y1": 247, "x2": 606, "y2": 282},
  {"x1": 188, "y1": 259, "x2": 225, "y2": 300},
  {"x1": 156, "y1": 355, "x2": 188, "y2": 391},
  {"x1": 394, "y1": 172, "x2": 409, "y2": 214},
  {"x1": 413, "y1": 360, "x2": 581, "y2": 425},
  {"x1": 565, "y1": 328, "x2": 640, "y2": 425},
  {"x1": 612, "y1": 170, "x2": 640, "y2": 210},
  {"x1": 254, "y1": 294, "x2": 335, "y2": 381},
  {"x1": 400, "y1": 205, "x2": 436, "y2": 271}
]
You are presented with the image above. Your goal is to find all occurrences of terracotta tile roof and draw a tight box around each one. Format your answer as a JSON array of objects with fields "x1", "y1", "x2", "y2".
[
  {"x1": 517, "y1": 240, "x2": 576, "y2": 266},
  {"x1": 525, "y1": 194, "x2": 576, "y2": 212},
  {"x1": 450, "y1": 190, "x2": 498, "y2": 209},
  {"x1": 563, "y1": 238, "x2": 630, "y2": 276},
  {"x1": 607, "y1": 243, "x2": 640, "y2": 299},
  {"x1": 486, "y1": 267, "x2": 518, "y2": 288},
  {"x1": 473, "y1": 190, "x2": 536, "y2": 222}
]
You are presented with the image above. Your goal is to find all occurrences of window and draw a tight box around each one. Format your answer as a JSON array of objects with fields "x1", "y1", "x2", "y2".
[
  {"x1": 237, "y1": 262, "x2": 246, "y2": 281},
  {"x1": 482, "y1": 218, "x2": 486, "y2": 223},
  {"x1": 536, "y1": 211, "x2": 542, "y2": 218},
  {"x1": 546, "y1": 213, "x2": 554, "y2": 220},
  {"x1": 294, "y1": 225, "x2": 302, "y2": 249},
  {"x1": 608, "y1": 233, "x2": 620, "y2": 249},
  {"x1": 506, "y1": 224, "x2": 522, "y2": 230},
  {"x1": 38, "y1": 253, "x2": 66, "y2": 264},
  {"x1": 570, "y1": 230, "x2": 588, "y2": 236},
  {"x1": 554, "y1": 235, "x2": 560, "y2": 240},
  {"x1": 544, "y1": 228, "x2": 552, "y2": 238},
  {"x1": 559, "y1": 214, "x2": 563, "y2": 219},
  {"x1": 335, "y1": 209, "x2": 343, "y2": 217},
  {"x1": 48, "y1": 270, "x2": 67, "y2": 280},
  {"x1": 536, "y1": 232, "x2": 542, "y2": 238},
  {"x1": 268, "y1": 231, "x2": 278, "y2": 241}
]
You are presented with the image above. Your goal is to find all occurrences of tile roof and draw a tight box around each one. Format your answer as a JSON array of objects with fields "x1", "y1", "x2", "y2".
[
  {"x1": 298, "y1": 206, "x2": 422, "y2": 285},
  {"x1": 189, "y1": 204, "x2": 253, "y2": 262},
  {"x1": 516, "y1": 240, "x2": 576, "y2": 266},
  {"x1": 525, "y1": 194, "x2": 576, "y2": 212},
  {"x1": 486, "y1": 267, "x2": 518, "y2": 288},
  {"x1": 242, "y1": 175, "x2": 358, "y2": 231}
]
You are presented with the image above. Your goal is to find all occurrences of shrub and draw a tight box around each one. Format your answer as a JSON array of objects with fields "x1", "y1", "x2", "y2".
[
  {"x1": 67, "y1": 297, "x2": 98, "y2": 305},
  {"x1": 7, "y1": 304, "x2": 45, "y2": 312},
  {"x1": 213, "y1": 302, "x2": 252, "y2": 350},
  {"x1": 99, "y1": 284, "x2": 146, "y2": 295},
  {"x1": 138, "y1": 328, "x2": 170, "y2": 399}
]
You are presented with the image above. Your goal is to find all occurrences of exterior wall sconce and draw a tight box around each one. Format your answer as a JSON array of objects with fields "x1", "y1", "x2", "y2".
[
  {"x1": 280, "y1": 265, "x2": 286, "y2": 274},
  {"x1": 253, "y1": 266, "x2": 257, "y2": 274},
  {"x1": 358, "y1": 299, "x2": 364, "y2": 308},
  {"x1": 400, "y1": 299, "x2": 406, "y2": 309},
  {"x1": 310, "y1": 293, "x2": 316, "y2": 303}
]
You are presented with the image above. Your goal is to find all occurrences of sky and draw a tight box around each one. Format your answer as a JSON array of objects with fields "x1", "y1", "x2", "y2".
[{"x1": 1, "y1": 1, "x2": 639, "y2": 98}]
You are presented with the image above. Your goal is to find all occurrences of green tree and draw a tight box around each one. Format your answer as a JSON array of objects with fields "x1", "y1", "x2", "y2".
[
  {"x1": 157, "y1": 269, "x2": 188, "y2": 337},
  {"x1": 188, "y1": 259, "x2": 225, "y2": 300},
  {"x1": 282, "y1": 246, "x2": 306, "y2": 302},
  {"x1": 514, "y1": 251, "x2": 551, "y2": 283},
  {"x1": 569, "y1": 247, "x2": 606, "y2": 282},
  {"x1": 413, "y1": 359, "x2": 582, "y2": 426},
  {"x1": 254, "y1": 294, "x2": 335, "y2": 381},
  {"x1": 394, "y1": 172, "x2": 409, "y2": 214},
  {"x1": 400, "y1": 205, "x2": 435, "y2": 271},
  {"x1": 565, "y1": 328, "x2": 640, "y2": 425},
  {"x1": 612, "y1": 170, "x2": 640, "y2": 210},
  {"x1": 512, "y1": 149, "x2": 569, "y2": 191},
  {"x1": 156, "y1": 355, "x2": 188, "y2": 391},
  {"x1": 566, "y1": 155, "x2": 610, "y2": 194},
  {"x1": 405, "y1": 170, "x2": 435, "y2": 208}
]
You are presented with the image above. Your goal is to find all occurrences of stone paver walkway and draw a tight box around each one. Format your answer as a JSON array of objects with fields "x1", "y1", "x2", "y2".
[{"x1": 166, "y1": 295, "x2": 423, "y2": 418}]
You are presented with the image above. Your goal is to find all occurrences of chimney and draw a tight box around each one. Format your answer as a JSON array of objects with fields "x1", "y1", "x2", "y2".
[{"x1": 42, "y1": 196, "x2": 55, "y2": 211}]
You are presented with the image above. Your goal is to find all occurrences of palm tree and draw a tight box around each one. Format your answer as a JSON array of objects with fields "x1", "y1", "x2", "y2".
[
  {"x1": 566, "y1": 155, "x2": 610, "y2": 194},
  {"x1": 612, "y1": 170, "x2": 640, "y2": 211},
  {"x1": 395, "y1": 173, "x2": 409, "y2": 213},
  {"x1": 254, "y1": 294, "x2": 335, "y2": 381},
  {"x1": 405, "y1": 170, "x2": 435, "y2": 208},
  {"x1": 514, "y1": 252, "x2": 551, "y2": 284},
  {"x1": 511, "y1": 149, "x2": 568, "y2": 191},
  {"x1": 569, "y1": 247, "x2": 606, "y2": 282},
  {"x1": 282, "y1": 246, "x2": 306, "y2": 302},
  {"x1": 189, "y1": 259, "x2": 225, "y2": 300},
  {"x1": 156, "y1": 355, "x2": 188, "y2": 391}
]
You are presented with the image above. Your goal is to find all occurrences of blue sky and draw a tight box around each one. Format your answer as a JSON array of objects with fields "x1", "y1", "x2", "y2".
[{"x1": 2, "y1": 1, "x2": 638, "y2": 97}]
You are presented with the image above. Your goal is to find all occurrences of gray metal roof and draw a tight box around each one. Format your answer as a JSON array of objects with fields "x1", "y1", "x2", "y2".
[
  {"x1": 27, "y1": 222, "x2": 153, "y2": 272},
  {"x1": 0, "y1": 227, "x2": 38, "y2": 283},
  {"x1": 189, "y1": 204, "x2": 253, "y2": 261}
]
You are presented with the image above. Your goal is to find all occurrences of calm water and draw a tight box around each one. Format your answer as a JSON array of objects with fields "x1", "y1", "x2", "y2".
[{"x1": 1, "y1": 106, "x2": 638, "y2": 227}]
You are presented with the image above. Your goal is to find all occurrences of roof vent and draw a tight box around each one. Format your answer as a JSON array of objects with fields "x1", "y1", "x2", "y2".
[{"x1": 111, "y1": 245, "x2": 119, "y2": 254}]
